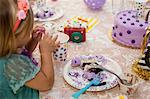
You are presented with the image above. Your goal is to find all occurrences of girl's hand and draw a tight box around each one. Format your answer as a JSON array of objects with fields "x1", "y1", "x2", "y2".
[
  {"x1": 39, "y1": 33, "x2": 60, "y2": 53},
  {"x1": 32, "y1": 26, "x2": 45, "y2": 42},
  {"x1": 25, "y1": 26, "x2": 45, "y2": 52}
]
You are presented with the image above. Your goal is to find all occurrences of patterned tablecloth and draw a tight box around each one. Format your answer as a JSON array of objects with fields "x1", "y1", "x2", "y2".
[{"x1": 31, "y1": 0, "x2": 150, "y2": 99}]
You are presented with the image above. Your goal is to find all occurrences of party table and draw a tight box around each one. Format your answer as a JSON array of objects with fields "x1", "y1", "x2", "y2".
[{"x1": 31, "y1": 0, "x2": 150, "y2": 99}]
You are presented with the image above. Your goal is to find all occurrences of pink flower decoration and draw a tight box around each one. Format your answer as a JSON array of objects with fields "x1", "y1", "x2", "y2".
[
  {"x1": 18, "y1": 0, "x2": 29, "y2": 12},
  {"x1": 17, "y1": 10, "x2": 26, "y2": 20},
  {"x1": 13, "y1": 0, "x2": 29, "y2": 32}
]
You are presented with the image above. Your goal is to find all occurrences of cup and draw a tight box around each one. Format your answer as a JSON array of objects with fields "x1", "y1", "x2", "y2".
[
  {"x1": 118, "y1": 73, "x2": 143, "y2": 96},
  {"x1": 53, "y1": 33, "x2": 69, "y2": 62},
  {"x1": 134, "y1": 0, "x2": 146, "y2": 18}
]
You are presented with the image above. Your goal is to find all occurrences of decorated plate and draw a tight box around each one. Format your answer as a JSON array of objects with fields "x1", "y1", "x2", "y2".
[
  {"x1": 63, "y1": 55, "x2": 122, "y2": 91},
  {"x1": 32, "y1": 5, "x2": 63, "y2": 22}
]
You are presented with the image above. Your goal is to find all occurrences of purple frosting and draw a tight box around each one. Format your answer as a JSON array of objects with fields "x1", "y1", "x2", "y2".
[
  {"x1": 71, "y1": 57, "x2": 81, "y2": 67},
  {"x1": 112, "y1": 10, "x2": 150, "y2": 48},
  {"x1": 36, "y1": 9, "x2": 54, "y2": 19},
  {"x1": 36, "y1": 11, "x2": 45, "y2": 19},
  {"x1": 83, "y1": 72, "x2": 96, "y2": 80}
]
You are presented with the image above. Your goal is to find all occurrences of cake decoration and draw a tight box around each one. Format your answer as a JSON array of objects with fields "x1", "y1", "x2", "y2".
[{"x1": 71, "y1": 57, "x2": 81, "y2": 67}]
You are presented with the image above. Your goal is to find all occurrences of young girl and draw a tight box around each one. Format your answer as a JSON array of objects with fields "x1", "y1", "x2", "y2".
[{"x1": 0, "y1": 0, "x2": 60, "y2": 99}]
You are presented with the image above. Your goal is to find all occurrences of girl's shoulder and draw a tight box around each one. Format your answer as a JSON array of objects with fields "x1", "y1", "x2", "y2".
[
  {"x1": 0, "y1": 54, "x2": 39, "y2": 98},
  {"x1": 0, "y1": 54, "x2": 24, "y2": 67},
  {"x1": 2, "y1": 54, "x2": 36, "y2": 65},
  {"x1": 3, "y1": 54, "x2": 40, "y2": 94},
  {"x1": 0, "y1": 54, "x2": 29, "y2": 62},
  {"x1": 8, "y1": 54, "x2": 31, "y2": 60}
]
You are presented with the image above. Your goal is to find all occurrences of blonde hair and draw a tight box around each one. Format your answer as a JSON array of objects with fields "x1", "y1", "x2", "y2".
[{"x1": 0, "y1": 0, "x2": 34, "y2": 57}]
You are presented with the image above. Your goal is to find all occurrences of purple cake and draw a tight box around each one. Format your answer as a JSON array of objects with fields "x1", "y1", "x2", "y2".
[
  {"x1": 112, "y1": 10, "x2": 150, "y2": 48},
  {"x1": 70, "y1": 55, "x2": 107, "y2": 81},
  {"x1": 35, "y1": 8, "x2": 54, "y2": 19}
]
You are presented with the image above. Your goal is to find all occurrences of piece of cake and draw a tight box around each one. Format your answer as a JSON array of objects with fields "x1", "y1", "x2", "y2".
[
  {"x1": 71, "y1": 55, "x2": 107, "y2": 68},
  {"x1": 112, "y1": 10, "x2": 150, "y2": 48},
  {"x1": 71, "y1": 55, "x2": 108, "y2": 81},
  {"x1": 36, "y1": 10, "x2": 54, "y2": 19},
  {"x1": 35, "y1": 7, "x2": 54, "y2": 19},
  {"x1": 69, "y1": 55, "x2": 109, "y2": 86},
  {"x1": 35, "y1": 9, "x2": 45, "y2": 19}
]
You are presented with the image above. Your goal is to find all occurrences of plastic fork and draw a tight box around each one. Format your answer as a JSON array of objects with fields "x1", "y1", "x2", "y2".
[{"x1": 72, "y1": 73, "x2": 101, "y2": 99}]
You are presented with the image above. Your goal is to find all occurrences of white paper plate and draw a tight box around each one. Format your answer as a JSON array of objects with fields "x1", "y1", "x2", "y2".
[
  {"x1": 63, "y1": 55, "x2": 122, "y2": 91},
  {"x1": 34, "y1": 7, "x2": 63, "y2": 22}
]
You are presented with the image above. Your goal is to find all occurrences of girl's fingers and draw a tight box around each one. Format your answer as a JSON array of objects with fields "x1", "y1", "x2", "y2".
[
  {"x1": 48, "y1": 35, "x2": 53, "y2": 41},
  {"x1": 33, "y1": 26, "x2": 45, "y2": 33},
  {"x1": 33, "y1": 28, "x2": 38, "y2": 33},
  {"x1": 34, "y1": 25, "x2": 43, "y2": 30},
  {"x1": 43, "y1": 33, "x2": 49, "y2": 40},
  {"x1": 53, "y1": 41, "x2": 60, "y2": 50},
  {"x1": 37, "y1": 32, "x2": 43, "y2": 39},
  {"x1": 55, "y1": 41, "x2": 60, "y2": 46},
  {"x1": 52, "y1": 35, "x2": 58, "y2": 42},
  {"x1": 41, "y1": 34, "x2": 60, "y2": 48},
  {"x1": 32, "y1": 32, "x2": 38, "y2": 38}
]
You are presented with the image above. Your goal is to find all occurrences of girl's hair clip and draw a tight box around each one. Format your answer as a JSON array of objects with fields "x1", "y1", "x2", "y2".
[
  {"x1": 17, "y1": 0, "x2": 29, "y2": 20},
  {"x1": 13, "y1": 0, "x2": 30, "y2": 32}
]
